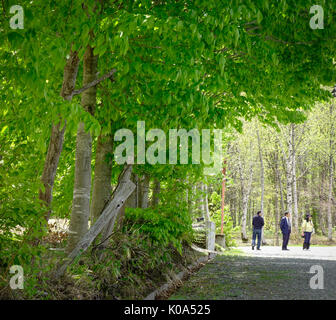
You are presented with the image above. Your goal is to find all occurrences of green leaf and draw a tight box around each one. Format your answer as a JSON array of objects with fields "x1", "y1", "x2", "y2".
[{"x1": 257, "y1": 10, "x2": 263, "y2": 24}]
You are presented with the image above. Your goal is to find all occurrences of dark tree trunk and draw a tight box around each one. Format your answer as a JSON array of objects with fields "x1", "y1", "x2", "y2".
[
  {"x1": 38, "y1": 50, "x2": 79, "y2": 221},
  {"x1": 90, "y1": 134, "x2": 113, "y2": 224},
  {"x1": 151, "y1": 179, "x2": 161, "y2": 207}
]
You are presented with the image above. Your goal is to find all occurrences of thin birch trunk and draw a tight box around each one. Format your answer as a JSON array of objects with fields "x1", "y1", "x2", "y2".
[
  {"x1": 204, "y1": 183, "x2": 210, "y2": 222},
  {"x1": 291, "y1": 124, "x2": 299, "y2": 232},
  {"x1": 327, "y1": 103, "x2": 334, "y2": 240},
  {"x1": 319, "y1": 167, "x2": 327, "y2": 235},
  {"x1": 327, "y1": 155, "x2": 334, "y2": 241},
  {"x1": 256, "y1": 128, "x2": 266, "y2": 244},
  {"x1": 241, "y1": 164, "x2": 253, "y2": 241},
  {"x1": 196, "y1": 182, "x2": 204, "y2": 219},
  {"x1": 286, "y1": 127, "x2": 293, "y2": 218},
  {"x1": 274, "y1": 153, "x2": 281, "y2": 246}
]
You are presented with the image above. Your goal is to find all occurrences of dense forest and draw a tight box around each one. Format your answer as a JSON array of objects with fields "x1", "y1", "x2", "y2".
[
  {"x1": 222, "y1": 105, "x2": 336, "y2": 244},
  {"x1": 0, "y1": 0, "x2": 335, "y2": 299}
]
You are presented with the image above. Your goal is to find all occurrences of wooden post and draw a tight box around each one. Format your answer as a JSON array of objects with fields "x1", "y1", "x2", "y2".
[{"x1": 206, "y1": 221, "x2": 216, "y2": 258}]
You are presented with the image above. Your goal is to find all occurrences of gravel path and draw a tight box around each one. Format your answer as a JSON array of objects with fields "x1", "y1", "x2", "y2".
[
  {"x1": 238, "y1": 245, "x2": 336, "y2": 261},
  {"x1": 170, "y1": 246, "x2": 336, "y2": 300}
]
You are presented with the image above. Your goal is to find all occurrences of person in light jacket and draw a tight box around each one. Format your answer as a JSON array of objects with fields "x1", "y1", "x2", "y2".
[{"x1": 302, "y1": 214, "x2": 314, "y2": 250}]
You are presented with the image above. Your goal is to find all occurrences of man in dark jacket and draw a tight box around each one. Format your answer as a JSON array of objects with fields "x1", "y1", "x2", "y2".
[
  {"x1": 280, "y1": 211, "x2": 291, "y2": 250},
  {"x1": 252, "y1": 211, "x2": 264, "y2": 250}
]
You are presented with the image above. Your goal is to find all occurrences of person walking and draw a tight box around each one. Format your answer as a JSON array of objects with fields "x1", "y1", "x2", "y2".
[
  {"x1": 301, "y1": 214, "x2": 314, "y2": 250},
  {"x1": 252, "y1": 211, "x2": 264, "y2": 250},
  {"x1": 280, "y1": 211, "x2": 291, "y2": 251}
]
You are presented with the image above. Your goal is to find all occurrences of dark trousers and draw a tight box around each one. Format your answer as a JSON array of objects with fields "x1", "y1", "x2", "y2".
[
  {"x1": 282, "y1": 232, "x2": 290, "y2": 249},
  {"x1": 304, "y1": 232, "x2": 312, "y2": 245},
  {"x1": 252, "y1": 228, "x2": 262, "y2": 249}
]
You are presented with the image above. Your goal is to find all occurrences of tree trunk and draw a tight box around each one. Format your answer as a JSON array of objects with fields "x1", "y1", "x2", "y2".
[
  {"x1": 285, "y1": 126, "x2": 293, "y2": 220},
  {"x1": 327, "y1": 103, "x2": 334, "y2": 241},
  {"x1": 291, "y1": 124, "x2": 299, "y2": 232},
  {"x1": 241, "y1": 166, "x2": 253, "y2": 241},
  {"x1": 126, "y1": 173, "x2": 138, "y2": 208},
  {"x1": 204, "y1": 183, "x2": 210, "y2": 222},
  {"x1": 135, "y1": 174, "x2": 140, "y2": 207},
  {"x1": 256, "y1": 128, "x2": 266, "y2": 244},
  {"x1": 67, "y1": 46, "x2": 97, "y2": 254},
  {"x1": 327, "y1": 155, "x2": 334, "y2": 241},
  {"x1": 256, "y1": 129, "x2": 264, "y2": 213},
  {"x1": 39, "y1": 122, "x2": 66, "y2": 220},
  {"x1": 90, "y1": 134, "x2": 113, "y2": 224},
  {"x1": 274, "y1": 154, "x2": 281, "y2": 246},
  {"x1": 151, "y1": 179, "x2": 160, "y2": 207},
  {"x1": 139, "y1": 174, "x2": 150, "y2": 209},
  {"x1": 274, "y1": 192, "x2": 280, "y2": 246},
  {"x1": 39, "y1": 50, "x2": 79, "y2": 220},
  {"x1": 66, "y1": 122, "x2": 93, "y2": 253},
  {"x1": 319, "y1": 167, "x2": 327, "y2": 235}
]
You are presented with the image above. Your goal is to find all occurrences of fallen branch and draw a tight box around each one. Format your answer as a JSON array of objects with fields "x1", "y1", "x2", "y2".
[
  {"x1": 55, "y1": 165, "x2": 135, "y2": 278},
  {"x1": 97, "y1": 165, "x2": 134, "y2": 252}
]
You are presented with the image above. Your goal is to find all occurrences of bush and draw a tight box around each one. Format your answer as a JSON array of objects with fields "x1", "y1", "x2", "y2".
[{"x1": 124, "y1": 206, "x2": 193, "y2": 254}]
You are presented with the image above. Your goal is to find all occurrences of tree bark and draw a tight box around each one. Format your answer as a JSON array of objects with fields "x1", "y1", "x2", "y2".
[
  {"x1": 39, "y1": 50, "x2": 80, "y2": 220},
  {"x1": 66, "y1": 122, "x2": 93, "y2": 253},
  {"x1": 67, "y1": 46, "x2": 97, "y2": 254},
  {"x1": 203, "y1": 183, "x2": 210, "y2": 222},
  {"x1": 319, "y1": 166, "x2": 327, "y2": 235},
  {"x1": 39, "y1": 122, "x2": 66, "y2": 220},
  {"x1": 99, "y1": 166, "x2": 135, "y2": 248},
  {"x1": 327, "y1": 103, "x2": 334, "y2": 241},
  {"x1": 126, "y1": 173, "x2": 138, "y2": 208},
  {"x1": 240, "y1": 163, "x2": 253, "y2": 241},
  {"x1": 274, "y1": 152, "x2": 281, "y2": 246},
  {"x1": 285, "y1": 126, "x2": 293, "y2": 221},
  {"x1": 256, "y1": 128, "x2": 266, "y2": 244},
  {"x1": 151, "y1": 179, "x2": 161, "y2": 207},
  {"x1": 90, "y1": 134, "x2": 113, "y2": 224},
  {"x1": 139, "y1": 174, "x2": 150, "y2": 209},
  {"x1": 291, "y1": 124, "x2": 299, "y2": 232},
  {"x1": 327, "y1": 154, "x2": 334, "y2": 241},
  {"x1": 256, "y1": 129, "x2": 264, "y2": 213}
]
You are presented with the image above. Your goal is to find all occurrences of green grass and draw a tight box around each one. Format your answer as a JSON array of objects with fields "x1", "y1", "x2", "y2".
[{"x1": 220, "y1": 248, "x2": 245, "y2": 256}]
